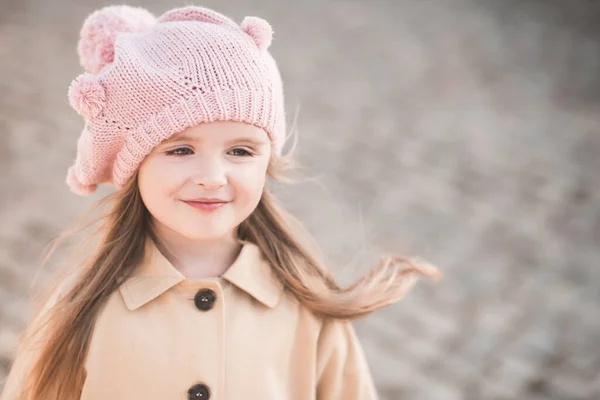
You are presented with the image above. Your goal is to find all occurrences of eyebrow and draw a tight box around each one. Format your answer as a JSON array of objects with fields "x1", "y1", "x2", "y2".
[{"x1": 163, "y1": 134, "x2": 268, "y2": 146}]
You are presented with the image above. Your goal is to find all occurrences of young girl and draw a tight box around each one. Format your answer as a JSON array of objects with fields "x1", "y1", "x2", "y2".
[{"x1": 1, "y1": 4, "x2": 440, "y2": 400}]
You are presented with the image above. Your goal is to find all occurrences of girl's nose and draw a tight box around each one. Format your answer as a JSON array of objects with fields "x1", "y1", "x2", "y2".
[{"x1": 191, "y1": 158, "x2": 227, "y2": 189}]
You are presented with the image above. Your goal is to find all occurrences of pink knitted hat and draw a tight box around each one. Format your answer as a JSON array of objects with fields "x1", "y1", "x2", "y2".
[{"x1": 66, "y1": 5, "x2": 286, "y2": 196}]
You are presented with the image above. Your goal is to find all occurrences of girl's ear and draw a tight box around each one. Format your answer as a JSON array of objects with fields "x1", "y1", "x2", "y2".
[
  {"x1": 240, "y1": 17, "x2": 273, "y2": 51},
  {"x1": 157, "y1": 6, "x2": 237, "y2": 28},
  {"x1": 78, "y1": 5, "x2": 157, "y2": 74}
]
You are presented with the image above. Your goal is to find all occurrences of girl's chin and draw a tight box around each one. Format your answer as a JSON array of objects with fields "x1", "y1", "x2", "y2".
[{"x1": 172, "y1": 223, "x2": 237, "y2": 241}]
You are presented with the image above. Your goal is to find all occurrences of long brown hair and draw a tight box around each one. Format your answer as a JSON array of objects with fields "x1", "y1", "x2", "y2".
[{"x1": 9, "y1": 136, "x2": 440, "y2": 399}]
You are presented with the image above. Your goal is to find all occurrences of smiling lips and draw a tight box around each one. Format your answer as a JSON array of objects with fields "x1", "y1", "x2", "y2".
[{"x1": 183, "y1": 198, "x2": 230, "y2": 212}]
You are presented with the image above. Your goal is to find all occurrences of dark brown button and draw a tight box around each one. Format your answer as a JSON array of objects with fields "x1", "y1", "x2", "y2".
[
  {"x1": 188, "y1": 383, "x2": 210, "y2": 399},
  {"x1": 194, "y1": 289, "x2": 216, "y2": 311}
]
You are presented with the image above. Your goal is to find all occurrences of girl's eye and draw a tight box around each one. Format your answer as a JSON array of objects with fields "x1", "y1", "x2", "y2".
[
  {"x1": 165, "y1": 147, "x2": 253, "y2": 157},
  {"x1": 229, "y1": 148, "x2": 253, "y2": 157},
  {"x1": 165, "y1": 147, "x2": 193, "y2": 156}
]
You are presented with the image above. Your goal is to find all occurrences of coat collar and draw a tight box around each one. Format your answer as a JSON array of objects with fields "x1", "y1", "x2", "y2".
[{"x1": 118, "y1": 237, "x2": 285, "y2": 311}]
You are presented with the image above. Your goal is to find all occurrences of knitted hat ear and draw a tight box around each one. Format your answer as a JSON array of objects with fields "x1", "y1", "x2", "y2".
[
  {"x1": 66, "y1": 165, "x2": 98, "y2": 196},
  {"x1": 240, "y1": 16, "x2": 273, "y2": 51},
  {"x1": 158, "y1": 6, "x2": 237, "y2": 27},
  {"x1": 78, "y1": 5, "x2": 156, "y2": 74},
  {"x1": 68, "y1": 72, "x2": 106, "y2": 119}
]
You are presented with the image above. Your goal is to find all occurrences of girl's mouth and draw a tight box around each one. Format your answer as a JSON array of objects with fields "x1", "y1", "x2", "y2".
[{"x1": 183, "y1": 201, "x2": 228, "y2": 211}]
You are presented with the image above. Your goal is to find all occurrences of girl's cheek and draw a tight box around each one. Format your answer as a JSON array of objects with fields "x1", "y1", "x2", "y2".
[
  {"x1": 233, "y1": 165, "x2": 264, "y2": 182},
  {"x1": 162, "y1": 159, "x2": 195, "y2": 178}
]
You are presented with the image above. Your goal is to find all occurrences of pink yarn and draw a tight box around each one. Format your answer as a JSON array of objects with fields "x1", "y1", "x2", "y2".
[
  {"x1": 66, "y1": 5, "x2": 286, "y2": 196},
  {"x1": 157, "y1": 7, "x2": 237, "y2": 26},
  {"x1": 78, "y1": 5, "x2": 156, "y2": 74},
  {"x1": 68, "y1": 73, "x2": 106, "y2": 119},
  {"x1": 66, "y1": 166, "x2": 98, "y2": 196},
  {"x1": 240, "y1": 17, "x2": 273, "y2": 51}
]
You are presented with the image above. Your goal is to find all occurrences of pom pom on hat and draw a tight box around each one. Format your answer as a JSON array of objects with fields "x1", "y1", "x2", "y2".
[
  {"x1": 241, "y1": 16, "x2": 272, "y2": 51},
  {"x1": 68, "y1": 73, "x2": 106, "y2": 118},
  {"x1": 66, "y1": 166, "x2": 97, "y2": 196},
  {"x1": 78, "y1": 5, "x2": 157, "y2": 74}
]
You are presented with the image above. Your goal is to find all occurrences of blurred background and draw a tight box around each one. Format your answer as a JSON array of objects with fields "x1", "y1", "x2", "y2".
[{"x1": 1, "y1": 0, "x2": 599, "y2": 399}]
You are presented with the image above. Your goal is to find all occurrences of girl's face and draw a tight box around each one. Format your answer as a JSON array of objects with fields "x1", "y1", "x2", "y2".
[{"x1": 138, "y1": 121, "x2": 271, "y2": 242}]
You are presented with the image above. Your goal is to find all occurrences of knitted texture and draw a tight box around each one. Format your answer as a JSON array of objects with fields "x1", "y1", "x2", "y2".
[{"x1": 66, "y1": 5, "x2": 286, "y2": 195}]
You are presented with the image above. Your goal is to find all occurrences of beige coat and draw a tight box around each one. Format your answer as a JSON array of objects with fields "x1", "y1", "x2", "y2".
[{"x1": 1, "y1": 238, "x2": 378, "y2": 399}]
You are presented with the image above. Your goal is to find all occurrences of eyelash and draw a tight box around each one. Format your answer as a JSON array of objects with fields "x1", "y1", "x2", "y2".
[{"x1": 165, "y1": 147, "x2": 254, "y2": 157}]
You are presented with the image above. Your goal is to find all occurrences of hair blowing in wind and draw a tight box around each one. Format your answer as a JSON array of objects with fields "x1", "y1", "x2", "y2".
[
  {"x1": 13, "y1": 139, "x2": 441, "y2": 399},
  {"x1": 5, "y1": 4, "x2": 441, "y2": 398}
]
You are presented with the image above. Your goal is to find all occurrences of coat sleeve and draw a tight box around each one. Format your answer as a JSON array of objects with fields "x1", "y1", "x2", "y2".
[
  {"x1": 0, "y1": 276, "x2": 75, "y2": 400},
  {"x1": 315, "y1": 317, "x2": 379, "y2": 400}
]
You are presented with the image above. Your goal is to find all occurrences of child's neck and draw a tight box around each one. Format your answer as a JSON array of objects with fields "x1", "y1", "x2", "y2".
[{"x1": 153, "y1": 227, "x2": 242, "y2": 280}]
